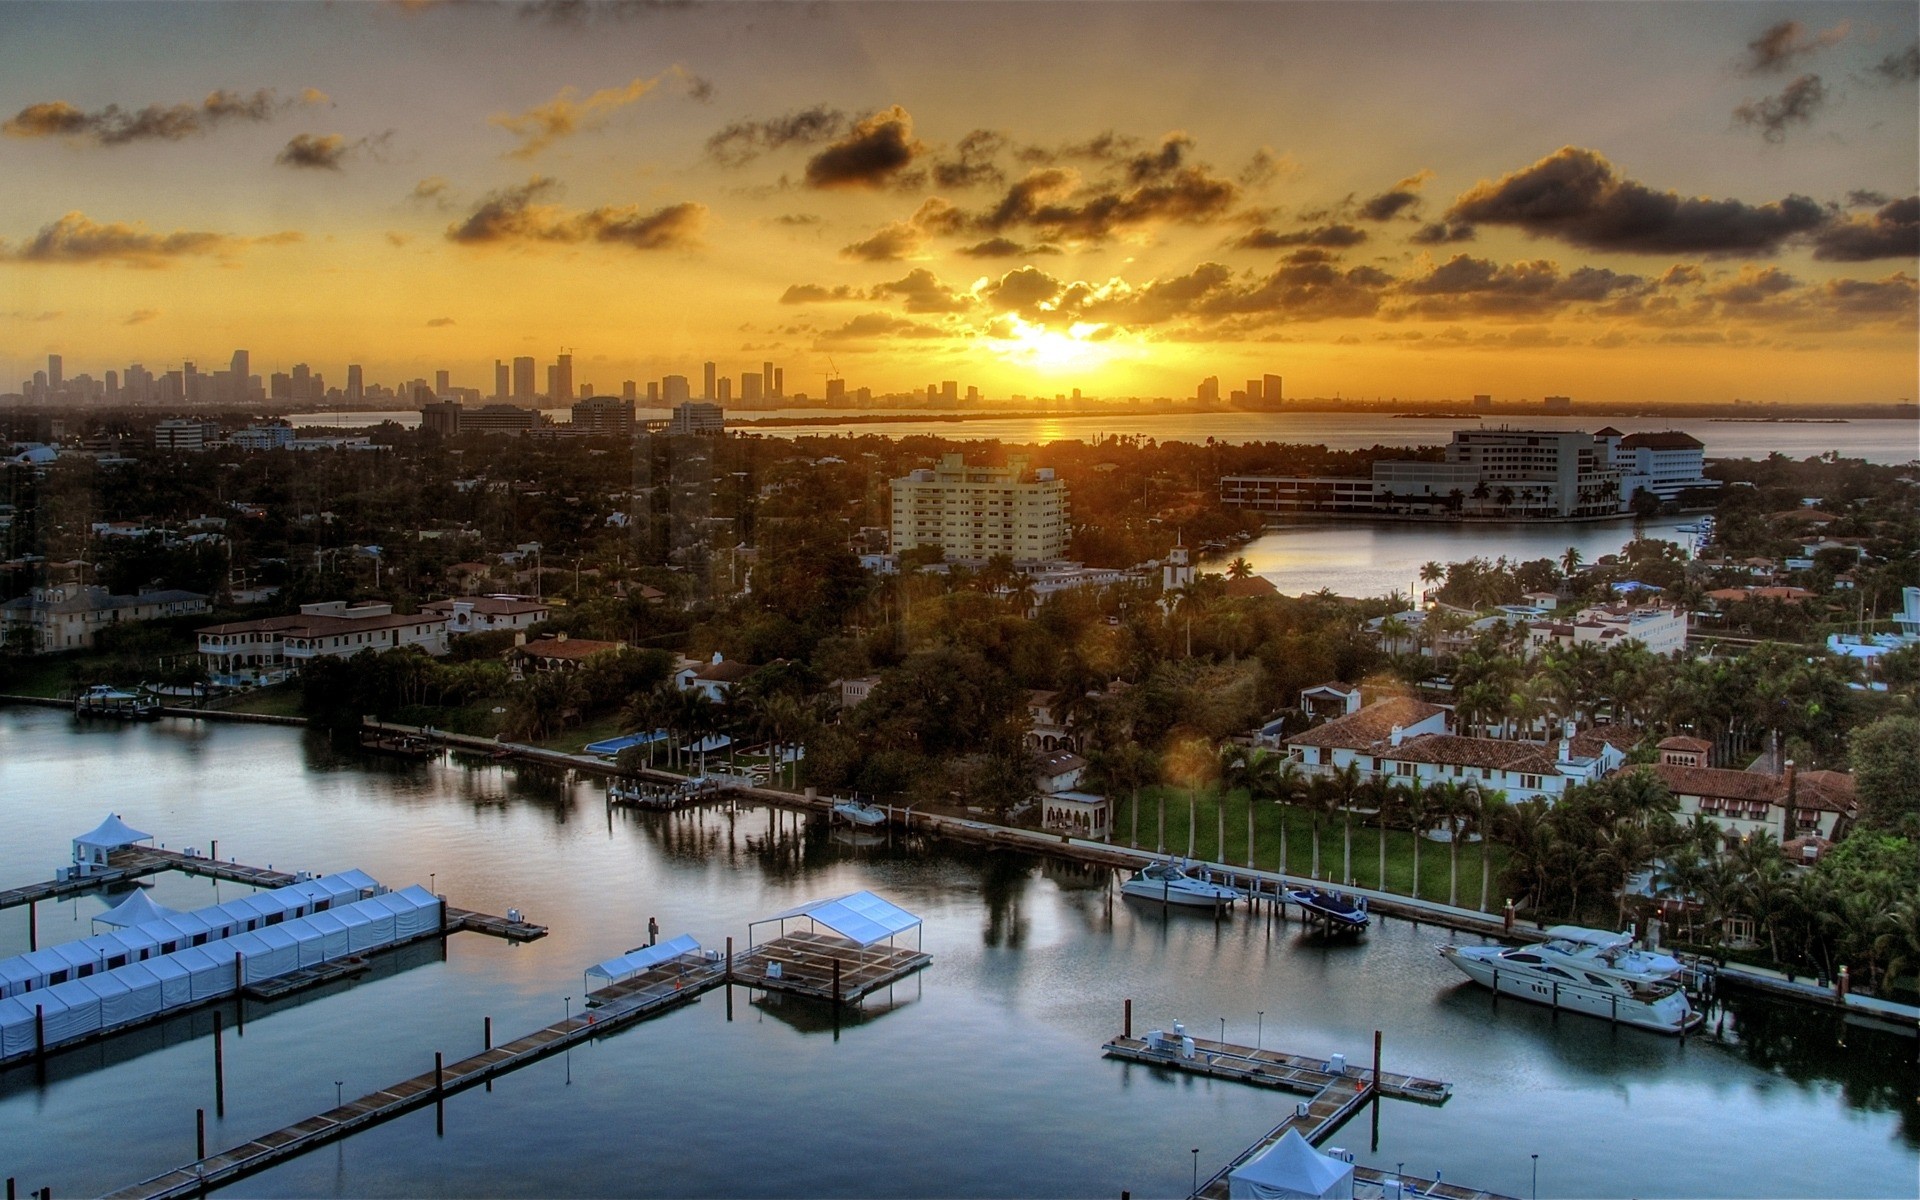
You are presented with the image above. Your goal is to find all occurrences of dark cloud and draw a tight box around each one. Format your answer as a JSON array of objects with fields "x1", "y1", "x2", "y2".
[
  {"x1": 984, "y1": 266, "x2": 1062, "y2": 315},
  {"x1": 446, "y1": 176, "x2": 706, "y2": 249},
  {"x1": 871, "y1": 268, "x2": 973, "y2": 313},
  {"x1": 1819, "y1": 273, "x2": 1917, "y2": 315},
  {"x1": 1238, "y1": 147, "x2": 1291, "y2": 187},
  {"x1": 1709, "y1": 266, "x2": 1799, "y2": 305},
  {"x1": 773, "y1": 213, "x2": 822, "y2": 226},
  {"x1": 972, "y1": 161, "x2": 1239, "y2": 243},
  {"x1": 957, "y1": 237, "x2": 1059, "y2": 258},
  {"x1": 1123, "y1": 133, "x2": 1194, "y2": 184},
  {"x1": 1445, "y1": 146, "x2": 1826, "y2": 256},
  {"x1": 3, "y1": 88, "x2": 322, "y2": 146},
  {"x1": 517, "y1": 0, "x2": 694, "y2": 25},
  {"x1": 804, "y1": 105, "x2": 924, "y2": 190},
  {"x1": 426, "y1": 316, "x2": 457, "y2": 326},
  {"x1": 277, "y1": 133, "x2": 350, "y2": 170},
  {"x1": 409, "y1": 177, "x2": 455, "y2": 209},
  {"x1": 931, "y1": 129, "x2": 1008, "y2": 189},
  {"x1": 705, "y1": 105, "x2": 846, "y2": 167},
  {"x1": 839, "y1": 198, "x2": 960, "y2": 262},
  {"x1": 3, "y1": 211, "x2": 246, "y2": 266},
  {"x1": 1744, "y1": 19, "x2": 1847, "y2": 72},
  {"x1": 1396, "y1": 254, "x2": 1648, "y2": 318},
  {"x1": 124, "y1": 308, "x2": 160, "y2": 325},
  {"x1": 780, "y1": 283, "x2": 862, "y2": 304},
  {"x1": 1358, "y1": 172, "x2": 1431, "y2": 221},
  {"x1": 1874, "y1": 42, "x2": 1920, "y2": 83},
  {"x1": 815, "y1": 311, "x2": 947, "y2": 343},
  {"x1": 1232, "y1": 223, "x2": 1366, "y2": 250},
  {"x1": 1846, "y1": 190, "x2": 1889, "y2": 208},
  {"x1": 1411, "y1": 221, "x2": 1475, "y2": 244},
  {"x1": 1734, "y1": 74, "x2": 1827, "y2": 142},
  {"x1": 1015, "y1": 131, "x2": 1142, "y2": 166},
  {"x1": 1811, "y1": 195, "x2": 1920, "y2": 261}
]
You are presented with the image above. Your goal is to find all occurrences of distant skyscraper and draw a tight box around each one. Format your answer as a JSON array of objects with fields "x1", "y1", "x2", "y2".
[
  {"x1": 740, "y1": 372, "x2": 762, "y2": 403},
  {"x1": 703, "y1": 361, "x2": 717, "y2": 401},
  {"x1": 553, "y1": 354, "x2": 573, "y2": 405},
  {"x1": 647, "y1": 381, "x2": 660, "y2": 404},
  {"x1": 1263, "y1": 374, "x2": 1282, "y2": 405},
  {"x1": 1473, "y1": 393, "x2": 1492, "y2": 410},
  {"x1": 435, "y1": 370, "x2": 450, "y2": 395},
  {"x1": 347, "y1": 364, "x2": 364, "y2": 401},
  {"x1": 621, "y1": 380, "x2": 637, "y2": 402},
  {"x1": 773, "y1": 367, "x2": 783, "y2": 399},
  {"x1": 717, "y1": 377, "x2": 733, "y2": 403},
  {"x1": 48, "y1": 354, "x2": 62, "y2": 390},
  {"x1": 1544, "y1": 395, "x2": 1572, "y2": 413},
  {"x1": 825, "y1": 378, "x2": 845, "y2": 402},
  {"x1": 229, "y1": 350, "x2": 248, "y2": 391},
  {"x1": 495, "y1": 360, "x2": 509, "y2": 399},
  {"x1": 761, "y1": 361, "x2": 773, "y2": 399},
  {"x1": 1197, "y1": 376, "x2": 1220, "y2": 405},
  {"x1": 965, "y1": 385, "x2": 978, "y2": 406},
  {"x1": 512, "y1": 356, "x2": 535, "y2": 400},
  {"x1": 662, "y1": 374, "x2": 691, "y2": 404},
  {"x1": 941, "y1": 380, "x2": 958, "y2": 406}
]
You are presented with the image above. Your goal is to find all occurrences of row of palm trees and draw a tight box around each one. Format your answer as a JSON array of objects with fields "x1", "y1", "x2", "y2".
[{"x1": 616, "y1": 681, "x2": 828, "y2": 785}]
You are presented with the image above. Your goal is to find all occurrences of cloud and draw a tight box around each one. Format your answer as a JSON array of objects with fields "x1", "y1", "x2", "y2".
[
  {"x1": 2, "y1": 212, "x2": 255, "y2": 266},
  {"x1": 1232, "y1": 223, "x2": 1366, "y2": 250},
  {"x1": 1123, "y1": 133, "x2": 1195, "y2": 184},
  {"x1": 410, "y1": 176, "x2": 455, "y2": 208},
  {"x1": 1810, "y1": 195, "x2": 1920, "y2": 261},
  {"x1": 930, "y1": 129, "x2": 1008, "y2": 189},
  {"x1": 772, "y1": 213, "x2": 822, "y2": 226},
  {"x1": 517, "y1": 0, "x2": 695, "y2": 24},
  {"x1": 1445, "y1": 146, "x2": 1826, "y2": 256},
  {"x1": 1238, "y1": 147, "x2": 1295, "y2": 188},
  {"x1": 1, "y1": 309, "x2": 62, "y2": 322},
  {"x1": 1358, "y1": 171, "x2": 1432, "y2": 221},
  {"x1": 815, "y1": 311, "x2": 947, "y2": 343},
  {"x1": 426, "y1": 316, "x2": 456, "y2": 326},
  {"x1": 1744, "y1": 19, "x2": 1847, "y2": 73},
  {"x1": 839, "y1": 197, "x2": 961, "y2": 262},
  {"x1": 971, "y1": 160, "x2": 1239, "y2": 243},
  {"x1": 123, "y1": 308, "x2": 160, "y2": 325},
  {"x1": 446, "y1": 176, "x2": 706, "y2": 249},
  {"x1": 1733, "y1": 74, "x2": 1827, "y2": 142},
  {"x1": 1411, "y1": 221, "x2": 1475, "y2": 244},
  {"x1": 1396, "y1": 254, "x2": 1648, "y2": 318},
  {"x1": 706, "y1": 105, "x2": 846, "y2": 167},
  {"x1": 1708, "y1": 265, "x2": 1798, "y2": 305},
  {"x1": 804, "y1": 105, "x2": 924, "y2": 190},
  {"x1": 957, "y1": 237, "x2": 1058, "y2": 258},
  {"x1": 780, "y1": 283, "x2": 862, "y2": 304},
  {"x1": 1017, "y1": 131, "x2": 1142, "y2": 165},
  {"x1": 1874, "y1": 42, "x2": 1920, "y2": 83},
  {"x1": 492, "y1": 68, "x2": 706, "y2": 158},
  {"x1": 3, "y1": 88, "x2": 323, "y2": 146},
  {"x1": 276, "y1": 131, "x2": 392, "y2": 170},
  {"x1": 1818, "y1": 273, "x2": 1917, "y2": 316},
  {"x1": 870, "y1": 267, "x2": 973, "y2": 313}
]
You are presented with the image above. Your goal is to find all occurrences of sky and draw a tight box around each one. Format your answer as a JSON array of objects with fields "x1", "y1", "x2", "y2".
[{"x1": 0, "y1": 1, "x2": 1915, "y2": 406}]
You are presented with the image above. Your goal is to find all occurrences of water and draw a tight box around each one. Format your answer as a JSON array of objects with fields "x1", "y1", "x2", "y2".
[
  {"x1": 290, "y1": 409, "x2": 1920, "y2": 465},
  {"x1": 1201, "y1": 515, "x2": 1696, "y2": 600},
  {"x1": 0, "y1": 709, "x2": 1913, "y2": 1198}
]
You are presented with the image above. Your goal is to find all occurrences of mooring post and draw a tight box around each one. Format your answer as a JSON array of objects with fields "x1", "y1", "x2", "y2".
[
  {"x1": 832, "y1": 957, "x2": 843, "y2": 1010},
  {"x1": 1124, "y1": 998, "x2": 1132, "y2": 1039},
  {"x1": 438, "y1": 898, "x2": 448, "y2": 936},
  {"x1": 27, "y1": 899, "x2": 35, "y2": 953},
  {"x1": 34, "y1": 1004, "x2": 44, "y2": 1061},
  {"x1": 484, "y1": 1016, "x2": 492, "y2": 1050},
  {"x1": 1372, "y1": 1029, "x2": 1382, "y2": 1091},
  {"x1": 725, "y1": 936, "x2": 733, "y2": 981},
  {"x1": 196, "y1": 1108, "x2": 206, "y2": 1161},
  {"x1": 1503, "y1": 899, "x2": 1514, "y2": 934},
  {"x1": 435, "y1": 1051, "x2": 444, "y2": 1094},
  {"x1": 213, "y1": 1010, "x2": 225, "y2": 1118},
  {"x1": 210, "y1": 839, "x2": 217, "y2": 863},
  {"x1": 6, "y1": 1174, "x2": 13, "y2": 1200},
  {"x1": 648, "y1": 916, "x2": 658, "y2": 947}
]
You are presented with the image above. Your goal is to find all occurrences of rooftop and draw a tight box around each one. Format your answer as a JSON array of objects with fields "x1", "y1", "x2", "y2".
[{"x1": 1287, "y1": 696, "x2": 1446, "y2": 750}]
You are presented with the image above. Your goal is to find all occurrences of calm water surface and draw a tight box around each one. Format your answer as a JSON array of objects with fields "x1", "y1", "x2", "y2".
[{"x1": 1, "y1": 709, "x2": 1913, "y2": 1198}]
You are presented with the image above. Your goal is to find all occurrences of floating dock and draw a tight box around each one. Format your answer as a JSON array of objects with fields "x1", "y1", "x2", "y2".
[{"x1": 730, "y1": 930, "x2": 932, "y2": 1003}]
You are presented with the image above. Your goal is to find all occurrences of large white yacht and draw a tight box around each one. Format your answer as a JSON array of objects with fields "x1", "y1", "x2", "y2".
[
  {"x1": 1119, "y1": 859, "x2": 1243, "y2": 909},
  {"x1": 1440, "y1": 925, "x2": 1703, "y2": 1034}
]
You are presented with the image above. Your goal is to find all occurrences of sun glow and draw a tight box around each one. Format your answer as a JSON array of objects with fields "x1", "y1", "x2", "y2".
[{"x1": 988, "y1": 316, "x2": 1119, "y2": 376}]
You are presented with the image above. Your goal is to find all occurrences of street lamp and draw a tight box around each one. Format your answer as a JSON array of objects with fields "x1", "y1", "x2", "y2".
[
  {"x1": 335, "y1": 1080, "x2": 343, "y2": 1107},
  {"x1": 564, "y1": 996, "x2": 571, "y2": 1023},
  {"x1": 1257, "y1": 1011, "x2": 1264, "y2": 1052},
  {"x1": 1219, "y1": 1017, "x2": 1226, "y2": 1046},
  {"x1": 1191, "y1": 1148, "x2": 1199, "y2": 1194},
  {"x1": 429, "y1": 872, "x2": 436, "y2": 895},
  {"x1": 1532, "y1": 1154, "x2": 1539, "y2": 1200}
]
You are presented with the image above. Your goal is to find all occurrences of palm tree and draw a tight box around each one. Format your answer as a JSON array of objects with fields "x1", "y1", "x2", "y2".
[
  {"x1": 1470, "y1": 786, "x2": 1508, "y2": 913},
  {"x1": 1166, "y1": 734, "x2": 1216, "y2": 861},
  {"x1": 1445, "y1": 782, "x2": 1474, "y2": 907},
  {"x1": 1402, "y1": 785, "x2": 1434, "y2": 900},
  {"x1": 1326, "y1": 760, "x2": 1365, "y2": 885},
  {"x1": 1373, "y1": 779, "x2": 1408, "y2": 891},
  {"x1": 1226, "y1": 556, "x2": 1255, "y2": 580},
  {"x1": 1418, "y1": 560, "x2": 1444, "y2": 602},
  {"x1": 1560, "y1": 545, "x2": 1583, "y2": 578}
]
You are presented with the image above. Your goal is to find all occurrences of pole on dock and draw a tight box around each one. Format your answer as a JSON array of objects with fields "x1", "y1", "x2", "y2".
[
  {"x1": 27, "y1": 899, "x2": 35, "y2": 952},
  {"x1": 435, "y1": 1051, "x2": 444, "y2": 1094},
  {"x1": 210, "y1": 840, "x2": 217, "y2": 863},
  {"x1": 1503, "y1": 898, "x2": 1514, "y2": 934},
  {"x1": 34, "y1": 1004, "x2": 44, "y2": 1061},
  {"x1": 1372, "y1": 1029, "x2": 1381, "y2": 1091},
  {"x1": 438, "y1": 898, "x2": 448, "y2": 936},
  {"x1": 213, "y1": 1011, "x2": 225, "y2": 1118},
  {"x1": 648, "y1": 916, "x2": 658, "y2": 947},
  {"x1": 725, "y1": 937, "x2": 733, "y2": 982},
  {"x1": 6, "y1": 1174, "x2": 13, "y2": 1200},
  {"x1": 832, "y1": 957, "x2": 843, "y2": 1010},
  {"x1": 484, "y1": 1016, "x2": 492, "y2": 1050},
  {"x1": 196, "y1": 1108, "x2": 206, "y2": 1161},
  {"x1": 1124, "y1": 998, "x2": 1132, "y2": 1040}
]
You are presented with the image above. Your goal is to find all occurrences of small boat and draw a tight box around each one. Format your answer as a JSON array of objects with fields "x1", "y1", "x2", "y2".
[
  {"x1": 831, "y1": 798, "x2": 888, "y2": 828},
  {"x1": 1119, "y1": 859, "x2": 1242, "y2": 908},
  {"x1": 359, "y1": 730, "x2": 435, "y2": 759},
  {"x1": 1439, "y1": 925, "x2": 1703, "y2": 1035},
  {"x1": 609, "y1": 779, "x2": 681, "y2": 809},
  {"x1": 1285, "y1": 886, "x2": 1369, "y2": 932},
  {"x1": 74, "y1": 685, "x2": 160, "y2": 721}
]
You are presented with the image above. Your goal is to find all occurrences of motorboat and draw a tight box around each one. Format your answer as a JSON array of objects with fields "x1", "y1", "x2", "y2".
[
  {"x1": 359, "y1": 730, "x2": 435, "y2": 759},
  {"x1": 1284, "y1": 886, "x2": 1369, "y2": 932},
  {"x1": 831, "y1": 799, "x2": 888, "y2": 828},
  {"x1": 1439, "y1": 924, "x2": 1702, "y2": 1034},
  {"x1": 74, "y1": 685, "x2": 159, "y2": 720},
  {"x1": 1119, "y1": 859, "x2": 1243, "y2": 909},
  {"x1": 609, "y1": 779, "x2": 682, "y2": 810}
]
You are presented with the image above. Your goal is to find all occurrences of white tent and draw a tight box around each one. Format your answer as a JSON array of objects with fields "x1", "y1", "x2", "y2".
[
  {"x1": 143, "y1": 955, "x2": 195, "y2": 1009},
  {"x1": 304, "y1": 911, "x2": 353, "y2": 962},
  {"x1": 753, "y1": 890, "x2": 923, "y2": 949},
  {"x1": 0, "y1": 996, "x2": 37, "y2": 1058},
  {"x1": 585, "y1": 935, "x2": 701, "y2": 986},
  {"x1": 1228, "y1": 1130, "x2": 1355, "y2": 1200},
  {"x1": 72, "y1": 813, "x2": 154, "y2": 869},
  {"x1": 375, "y1": 886, "x2": 442, "y2": 941},
  {"x1": 93, "y1": 889, "x2": 180, "y2": 930}
]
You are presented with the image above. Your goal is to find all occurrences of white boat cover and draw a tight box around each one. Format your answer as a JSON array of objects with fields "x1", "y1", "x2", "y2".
[
  {"x1": 0, "y1": 996, "x2": 36, "y2": 1058},
  {"x1": 1543, "y1": 925, "x2": 1632, "y2": 949},
  {"x1": 1228, "y1": 1130, "x2": 1355, "y2": 1200},
  {"x1": 375, "y1": 886, "x2": 442, "y2": 940},
  {"x1": 303, "y1": 911, "x2": 353, "y2": 962},
  {"x1": 586, "y1": 935, "x2": 701, "y2": 983},
  {"x1": 761, "y1": 891, "x2": 921, "y2": 947},
  {"x1": 34, "y1": 980, "x2": 101, "y2": 1046},
  {"x1": 143, "y1": 955, "x2": 195, "y2": 1008},
  {"x1": 72, "y1": 813, "x2": 154, "y2": 852},
  {"x1": 104, "y1": 961, "x2": 166, "y2": 1026},
  {"x1": 93, "y1": 889, "x2": 181, "y2": 930},
  {"x1": 335, "y1": 903, "x2": 384, "y2": 952}
]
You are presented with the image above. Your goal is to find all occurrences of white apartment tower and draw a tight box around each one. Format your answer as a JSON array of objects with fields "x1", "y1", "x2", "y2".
[{"x1": 890, "y1": 453, "x2": 1070, "y2": 563}]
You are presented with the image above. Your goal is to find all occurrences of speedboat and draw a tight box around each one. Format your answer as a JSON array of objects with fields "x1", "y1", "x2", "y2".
[
  {"x1": 1120, "y1": 859, "x2": 1242, "y2": 908},
  {"x1": 831, "y1": 799, "x2": 887, "y2": 828},
  {"x1": 1285, "y1": 886, "x2": 1369, "y2": 932},
  {"x1": 74, "y1": 685, "x2": 159, "y2": 720},
  {"x1": 1440, "y1": 925, "x2": 1702, "y2": 1034}
]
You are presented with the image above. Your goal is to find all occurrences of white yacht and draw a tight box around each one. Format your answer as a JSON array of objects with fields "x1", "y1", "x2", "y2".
[
  {"x1": 1119, "y1": 859, "x2": 1243, "y2": 909},
  {"x1": 831, "y1": 799, "x2": 888, "y2": 828},
  {"x1": 1440, "y1": 925, "x2": 1702, "y2": 1034}
]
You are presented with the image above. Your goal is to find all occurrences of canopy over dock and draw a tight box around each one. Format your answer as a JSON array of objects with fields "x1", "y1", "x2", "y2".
[
  {"x1": 93, "y1": 890, "x2": 180, "y2": 930},
  {"x1": 1229, "y1": 1129, "x2": 1354, "y2": 1200},
  {"x1": 73, "y1": 814, "x2": 155, "y2": 870},
  {"x1": 748, "y1": 890, "x2": 923, "y2": 951},
  {"x1": 585, "y1": 934, "x2": 701, "y2": 988},
  {"x1": 734, "y1": 891, "x2": 930, "y2": 1004}
]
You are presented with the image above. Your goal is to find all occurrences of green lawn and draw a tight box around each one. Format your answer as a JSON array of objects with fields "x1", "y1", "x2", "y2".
[
  {"x1": 1110, "y1": 783, "x2": 1511, "y2": 911},
  {"x1": 209, "y1": 685, "x2": 305, "y2": 718}
]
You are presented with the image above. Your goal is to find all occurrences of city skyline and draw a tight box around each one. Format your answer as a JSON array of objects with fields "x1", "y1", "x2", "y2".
[{"x1": 0, "y1": 2, "x2": 1915, "y2": 405}]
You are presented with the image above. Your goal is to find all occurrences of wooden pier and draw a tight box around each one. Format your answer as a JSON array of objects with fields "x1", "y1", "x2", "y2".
[
  {"x1": 243, "y1": 956, "x2": 370, "y2": 1000},
  {"x1": 104, "y1": 951, "x2": 728, "y2": 1200},
  {"x1": 730, "y1": 930, "x2": 933, "y2": 1003}
]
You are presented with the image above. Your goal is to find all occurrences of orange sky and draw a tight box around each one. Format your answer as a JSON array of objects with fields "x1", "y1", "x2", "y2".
[{"x1": 0, "y1": 2, "x2": 1914, "y2": 405}]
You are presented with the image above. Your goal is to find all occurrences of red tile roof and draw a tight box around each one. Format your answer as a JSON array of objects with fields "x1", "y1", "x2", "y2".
[
  {"x1": 515, "y1": 636, "x2": 624, "y2": 661},
  {"x1": 1288, "y1": 696, "x2": 1446, "y2": 750}
]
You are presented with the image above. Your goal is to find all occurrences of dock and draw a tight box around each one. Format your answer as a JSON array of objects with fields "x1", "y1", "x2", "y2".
[
  {"x1": 105, "y1": 951, "x2": 729, "y2": 1200},
  {"x1": 729, "y1": 930, "x2": 932, "y2": 1003},
  {"x1": 243, "y1": 956, "x2": 371, "y2": 1000}
]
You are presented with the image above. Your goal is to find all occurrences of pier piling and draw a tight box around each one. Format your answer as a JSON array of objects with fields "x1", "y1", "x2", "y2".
[
  {"x1": 1124, "y1": 998, "x2": 1132, "y2": 1039},
  {"x1": 34, "y1": 1004, "x2": 44, "y2": 1060},
  {"x1": 484, "y1": 1016, "x2": 492, "y2": 1050},
  {"x1": 213, "y1": 1012, "x2": 225, "y2": 1118},
  {"x1": 195, "y1": 1109, "x2": 205, "y2": 1162},
  {"x1": 27, "y1": 899, "x2": 35, "y2": 952}
]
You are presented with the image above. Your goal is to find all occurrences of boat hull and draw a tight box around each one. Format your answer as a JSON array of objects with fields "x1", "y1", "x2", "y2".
[
  {"x1": 1119, "y1": 880, "x2": 1238, "y2": 908},
  {"x1": 1441, "y1": 947, "x2": 1701, "y2": 1034}
]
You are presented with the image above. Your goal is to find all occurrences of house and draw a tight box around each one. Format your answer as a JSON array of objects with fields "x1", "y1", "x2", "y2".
[
  {"x1": 3, "y1": 584, "x2": 209, "y2": 654},
  {"x1": 1299, "y1": 682, "x2": 1362, "y2": 722},
  {"x1": 1041, "y1": 790, "x2": 1110, "y2": 840},
  {"x1": 198, "y1": 600, "x2": 447, "y2": 684},
  {"x1": 1648, "y1": 742, "x2": 1856, "y2": 845},
  {"x1": 674, "y1": 652, "x2": 756, "y2": 701},
  {"x1": 1223, "y1": 575, "x2": 1280, "y2": 599},
  {"x1": 1285, "y1": 696, "x2": 1448, "y2": 772},
  {"x1": 1528, "y1": 603, "x2": 1688, "y2": 657},
  {"x1": 421, "y1": 595, "x2": 551, "y2": 635},
  {"x1": 836, "y1": 675, "x2": 880, "y2": 709},
  {"x1": 510, "y1": 633, "x2": 626, "y2": 674},
  {"x1": 1034, "y1": 750, "x2": 1089, "y2": 794},
  {"x1": 1026, "y1": 689, "x2": 1078, "y2": 751}
]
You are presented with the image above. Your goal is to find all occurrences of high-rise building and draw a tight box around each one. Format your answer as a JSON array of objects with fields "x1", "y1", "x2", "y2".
[
  {"x1": 826, "y1": 378, "x2": 846, "y2": 402},
  {"x1": 772, "y1": 367, "x2": 783, "y2": 399},
  {"x1": 461, "y1": 403, "x2": 540, "y2": 435},
  {"x1": 647, "y1": 381, "x2": 660, "y2": 404},
  {"x1": 1473, "y1": 394, "x2": 1492, "y2": 410},
  {"x1": 621, "y1": 381, "x2": 637, "y2": 402},
  {"x1": 512, "y1": 356, "x2": 535, "y2": 400},
  {"x1": 761, "y1": 361, "x2": 773, "y2": 399},
  {"x1": 494, "y1": 361, "x2": 509, "y2": 399},
  {"x1": 890, "y1": 454, "x2": 1070, "y2": 563},
  {"x1": 662, "y1": 375, "x2": 691, "y2": 404},
  {"x1": 291, "y1": 363, "x2": 312, "y2": 403},
  {"x1": 941, "y1": 381, "x2": 958, "y2": 406},
  {"x1": 347, "y1": 364, "x2": 364, "y2": 401},
  {"x1": 435, "y1": 370, "x2": 451, "y2": 395},
  {"x1": 571, "y1": 395, "x2": 635, "y2": 438},
  {"x1": 740, "y1": 372, "x2": 762, "y2": 403},
  {"x1": 1544, "y1": 395, "x2": 1572, "y2": 413},
  {"x1": 47, "y1": 354, "x2": 62, "y2": 390},
  {"x1": 229, "y1": 351, "x2": 248, "y2": 392},
  {"x1": 1263, "y1": 374, "x2": 1283, "y2": 406},
  {"x1": 667, "y1": 401, "x2": 725, "y2": 436},
  {"x1": 421, "y1": 399, "x2": 462, "y2": 437},
  {"x1": 717, "y1": 377, "x2": 733, "y2": 403},
  {"x1": 965, "y1": 385, "x2": 979, "y2": 406},
  {"x1": 1197, "y1": 376, "x2": 1220, "y2": 405},
  {"x1": 553, "y1": 354, "x2": 573, "y2": 406},
  {"x1": 703, "y1": 361, "x2": 717, "y2": 401}
]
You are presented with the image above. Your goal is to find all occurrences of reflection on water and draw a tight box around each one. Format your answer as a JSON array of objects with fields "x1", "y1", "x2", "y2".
[{"x1": 0, "y1": 708, "x2": 1912, "y2": 1199}]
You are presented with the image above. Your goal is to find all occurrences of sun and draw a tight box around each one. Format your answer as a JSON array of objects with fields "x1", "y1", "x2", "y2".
[{"x1": 988, "y1": 316, "x2": 1119, "y2": 376}]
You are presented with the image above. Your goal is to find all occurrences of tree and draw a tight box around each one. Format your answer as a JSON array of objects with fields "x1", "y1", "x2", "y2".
[
  {"x1": 1403, "y1": 785, "x2": 1434, "y2": 900},
  {"x1": 1850, "y1": 715, "x2": 1920, "y2": 833},
  {"x1": 1325, "y1": 760, "x2": 1365, "y2": 885},
  {"x1": 1470, "y1": 786, "x2": 1509, "y2": 913},
  {"x1": 1166, "y1": 734, "x2": 1217, "y2": 860},
  {"x1": 1226, "y1": 557, "x2": 1255, "y2": 580},
  {"x1": 1559, "y1": 546, "x2": 1583, "y2": 578}
]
